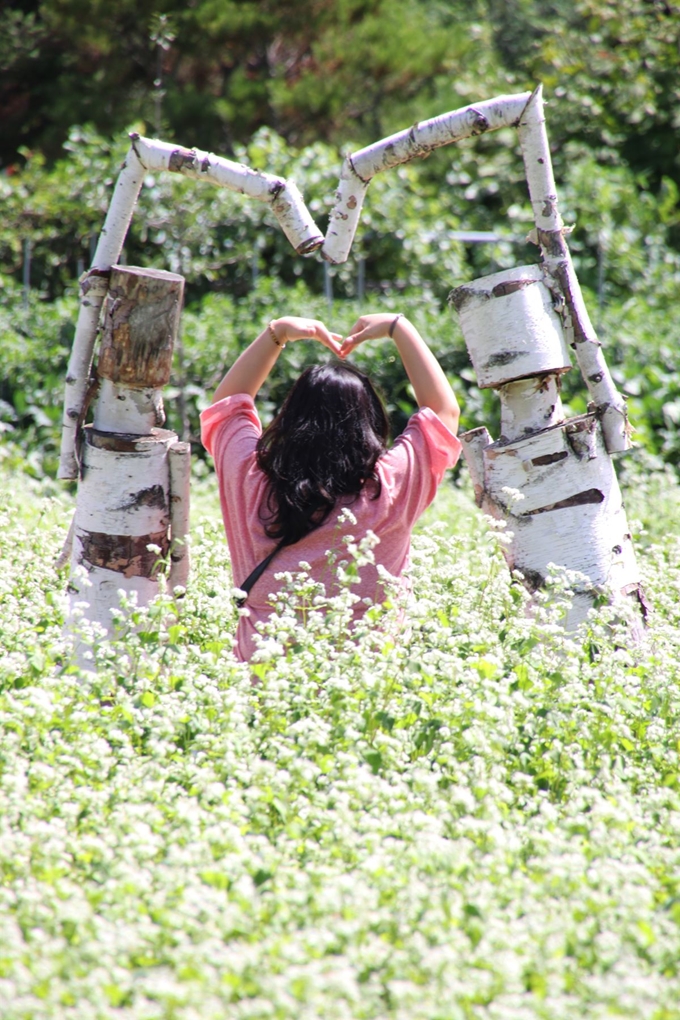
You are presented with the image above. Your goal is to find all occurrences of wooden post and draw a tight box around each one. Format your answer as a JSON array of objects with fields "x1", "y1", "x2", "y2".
[
  {"x1": 517, "y1": 86, "x2": 630, "y2": 454},
  {"x1": 68, "y1": 266, "x2": 190, "y2": 640},
  {"x1": 451, "y1": 265, "x2": 645, "y2": 632}
]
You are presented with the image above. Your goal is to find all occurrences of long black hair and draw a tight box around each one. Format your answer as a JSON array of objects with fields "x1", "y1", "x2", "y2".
[{"x1": 256, "y1": 362, "x2": 390, "y2": 545}]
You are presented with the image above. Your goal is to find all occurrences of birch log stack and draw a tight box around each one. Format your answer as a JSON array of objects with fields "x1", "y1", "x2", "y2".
[
  {"x1": 321, "y1": 85, "x2": 640, "y2": 629},
  {"x1": 68, "y1": 266, "x2": 190, "y2": 640},
  {"x1": 450, "y1": 266, "x2": 644, "y2": 631}
]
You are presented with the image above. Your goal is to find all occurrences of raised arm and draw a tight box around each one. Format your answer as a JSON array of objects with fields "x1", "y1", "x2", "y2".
[
  {"x1": 341, "y1": 313, "x2": 460, "y2": 435},
  {"x1": 212, "y1": 316, "x2": 342, "y2": 403}
]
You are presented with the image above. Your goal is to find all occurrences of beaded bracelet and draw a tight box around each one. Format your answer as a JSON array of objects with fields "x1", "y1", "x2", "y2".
[{"x1": 269, "y1": 320, "x2": 286, "y2": 348}]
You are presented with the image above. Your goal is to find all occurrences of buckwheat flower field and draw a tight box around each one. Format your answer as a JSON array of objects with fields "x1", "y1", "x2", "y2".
[{"x1": 2, "y1": 454, "x2": 680, "y2": 1019}]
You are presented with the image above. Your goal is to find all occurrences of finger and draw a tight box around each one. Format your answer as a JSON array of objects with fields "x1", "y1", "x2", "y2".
[
  {"x1": 339, "y1": 338, "x2": 359, "y2": 358},
  {"x1": 346, "y1": 318, "x2": 368, "y2": 336},
  {"x1": 344, "y1": 329, "x2": 369, "y2": 348},
  {"x1": 322, "y1": 338, "x2": 343, "y2": 357},
  {"x1": 316, "y1": 326, "x2": 343, "y2": 355}
]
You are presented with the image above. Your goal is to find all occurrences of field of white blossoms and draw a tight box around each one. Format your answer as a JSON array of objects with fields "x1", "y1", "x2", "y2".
[{"x1": 2, "y1": 449, "x2": 680, "y2": 1020}]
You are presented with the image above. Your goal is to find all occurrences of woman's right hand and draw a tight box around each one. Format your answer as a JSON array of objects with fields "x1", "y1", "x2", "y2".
[
  {"x1": 339, "y1": 313, "x2": 404, "y2": 358},
  {"x1": 340, "y1": 311, "x2": 460, "y2": 435}
]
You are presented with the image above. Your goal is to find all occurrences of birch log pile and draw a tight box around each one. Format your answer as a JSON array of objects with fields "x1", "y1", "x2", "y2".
[
  {"x1": 450, "y1": 266, "x2": 644, "y2": 631},
  {"x1": 68, "y1": 266, "x2": 190, "y2": 641}
]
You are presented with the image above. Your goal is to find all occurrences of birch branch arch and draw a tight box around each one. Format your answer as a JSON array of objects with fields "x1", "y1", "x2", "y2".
[
  {"x1": 322, "y1": 85, "x2": 630, "y2": 456},
  {"x1": 58, "y1": 134, "x2": 325, "y2": 480},
  {"x1": 57, "y1": 84, "x2": 642, "y2": 632},
  {"x1": 60, "y1": 86, "x2": 630, "y2": 482}
]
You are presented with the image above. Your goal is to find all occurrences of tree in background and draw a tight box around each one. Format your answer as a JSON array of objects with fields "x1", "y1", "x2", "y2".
[
  {"x1": 485, "y1": 0, "x2": 680, "y2": 192},
  {"x1": 0, "y1": 0, "x2": 484, "y2": 166}
]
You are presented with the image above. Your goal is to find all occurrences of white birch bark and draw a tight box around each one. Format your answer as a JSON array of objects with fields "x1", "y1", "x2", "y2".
[
  {"x1": 168, "y1": 441, "x2": 191, "y2": 593},
  {"x1": 454, "y1": 264, "x2": 643, "y2": 632},
  {"x1": 67, "y1": 266, "x2": 189, "y2": 646},
  {"x1": 517, "y1": 86, "x2": 630, "y2": 453},
  {"x1": 451, "y1": 265, "x2": 571, "y2": 389},
  {"x1": 473, "y1": 417, "x2": 639, "y2": 631},
  {"x1": 58, "y1": 144, "x2": 147, "y2": 479},
  {"x1": 68, "y1": 427, "x2": 176, "y2": 636},
  {"x1": 130, "y1": 135, "x2": 323, "y2": 255},
  {"x1": 460, "y1": 427, "x2": 493, "y2": 507},
  {"x1": 497, "y1": 375, "x2": 565, "y2": 442},
  {"x1": 93, "y1": 379, "x2": 166, "y2": 435},
  {"x1": 58, "y1": 273, "x2": 110, "y2": 480},
  {"x1": 322, "y1": 92, "x2": 532, "y2": 264}
]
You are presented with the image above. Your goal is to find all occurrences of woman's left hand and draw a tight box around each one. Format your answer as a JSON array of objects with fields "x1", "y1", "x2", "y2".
[{"x1": 271, "y1": 317, "x2": 343, "y2": 356}]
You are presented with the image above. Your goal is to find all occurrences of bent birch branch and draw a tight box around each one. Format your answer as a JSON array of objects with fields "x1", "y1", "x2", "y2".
[
  {"x1": 129, "y1": 135, "x2": 324, "y2": 256},
  {"x1": 58, "y1": 135, "x2": 324, "y2": 480},
  {"x1": 322, "y1": 92, "x2": 532, "y2": 265}
]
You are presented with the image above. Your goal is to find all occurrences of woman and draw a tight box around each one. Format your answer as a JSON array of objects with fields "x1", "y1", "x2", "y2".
[{"x1": 200, "y1": 312, "x2": 462, "y2": 660}]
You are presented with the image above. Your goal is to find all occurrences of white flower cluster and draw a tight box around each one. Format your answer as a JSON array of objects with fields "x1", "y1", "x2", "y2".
[{"x1": 1, "y1": 461, "x2": 680, "y2": 1018}]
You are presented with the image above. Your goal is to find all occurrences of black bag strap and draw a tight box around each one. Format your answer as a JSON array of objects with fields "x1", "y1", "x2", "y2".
[{"x1": 235, "y1": 540, "x2": 288, "y2": 607}]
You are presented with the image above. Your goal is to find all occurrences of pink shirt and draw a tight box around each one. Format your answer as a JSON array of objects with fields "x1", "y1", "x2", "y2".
[{"x1": 201, "y1": 394, "x2": 461, "y2": 660}]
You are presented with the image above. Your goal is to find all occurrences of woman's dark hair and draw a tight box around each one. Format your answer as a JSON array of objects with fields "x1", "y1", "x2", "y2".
[{"x1": 256, "y1": 362, "x2": 390, "y2": 545}]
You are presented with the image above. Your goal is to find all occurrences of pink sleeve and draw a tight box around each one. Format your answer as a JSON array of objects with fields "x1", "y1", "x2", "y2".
[
  {"x1": 200, "y1": 394, "x2": 262, "y2": 461},
  {"x1": 380, "y1": 406, "x2": 462, "y2": 521}
]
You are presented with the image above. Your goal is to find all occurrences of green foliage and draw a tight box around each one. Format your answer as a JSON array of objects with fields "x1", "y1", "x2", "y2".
[
  {"x1": 0, "y1": 276, "x2": 77, "y2": 478},
  {"x1": 2, "y1": 6, "x2": 680, "y2": 1009},
  {"x1": 2, "y1": 10, "x2": 680, "y2": 472},
  {"x1": 1, "y1": 123, "x2": 483, "y2": 302},
  {"x1": 0, "y1": 127, "x2": 128, "y2": 295},
  {"x1": 2, "y1": 459, "x2": 680, "y2": 1016},
  {"x1": 3, "y1": 256, "x2": 680, "y2": 482},
  {"x1": 485, "y1": 0, "x2": 680, "y2": 192},
  {"x1": 0, "y1": 0, "x2": 478, "y2": 167}
]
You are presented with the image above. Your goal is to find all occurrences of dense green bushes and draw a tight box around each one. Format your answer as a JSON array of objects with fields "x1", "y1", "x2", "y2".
[
  {"x1": 2, "y1": 264, "x2": 680, "y2": 480},
  {"x1": 2, "y1": 119, "x2": 680, "y2": 476}
]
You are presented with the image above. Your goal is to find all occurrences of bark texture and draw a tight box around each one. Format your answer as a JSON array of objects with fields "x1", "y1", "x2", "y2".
[
  {"x1": 58, "y1": 146, "x2": 147, "y2": 479},
  {"x1": 460, "y1": 418, "x2": 640, "y2": 632},
  {"x1": 454, "y1": 264, "x2": 643, "y2": 634},
  {"x1": 97, "y1": 267, "x2": 184, "y2": 389},
  {"x1": 67, "y1": 266, "x2": 190, "y2": 644},
  {"x1": 168, "y1": 441, "x2": 191, "y2": 592},
  {"x1": 517, "y1": 86, "x2": 630, "y2": 453},
  {"x1": 131, "y1": 135, "x2": 323, "y2": 256},
  {"x1": 69, "y1": 427, "x2": 177, "y2": 634},
  {"x1": 322, "y1": 92, "x2": 532, "y2": 265},
  {"x1": 450, "y1": 265, "x2": 571, "y2": 390}
]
